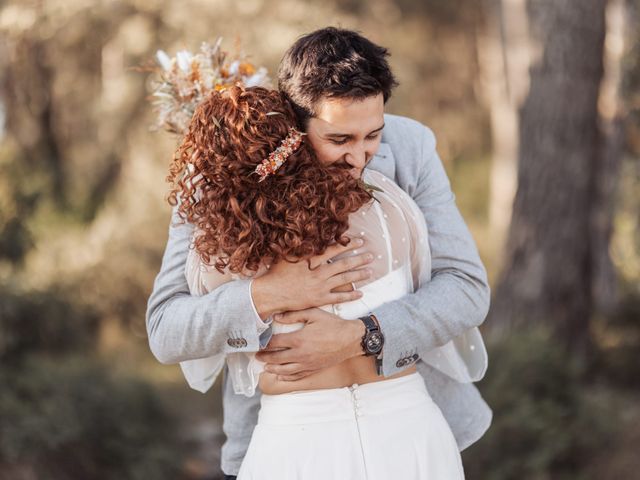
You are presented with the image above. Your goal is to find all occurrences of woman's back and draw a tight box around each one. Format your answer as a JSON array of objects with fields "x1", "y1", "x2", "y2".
[{"x1": 185, "y1": 169, "x2": 431, "y2": 395}]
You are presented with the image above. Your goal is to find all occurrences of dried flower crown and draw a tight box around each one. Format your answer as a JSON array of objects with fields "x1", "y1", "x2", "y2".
[
  {"x1": 143, "y1": 37, "x2": 272, "y2": 135},
  {"x1": 255, "y1": 128, "x2": 306, "y2": 182},
  {"x1": 143, "y1": 39, "x2": 312, "y2": 184}
]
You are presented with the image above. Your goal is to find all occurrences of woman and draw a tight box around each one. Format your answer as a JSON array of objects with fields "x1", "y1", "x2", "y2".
[{"x1": 169, "y1": 85, "x2": 474, "y2": 479}]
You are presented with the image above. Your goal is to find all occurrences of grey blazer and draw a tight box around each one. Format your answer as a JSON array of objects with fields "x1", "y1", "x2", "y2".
[{"x1": 146, "y1": 114, "x2": 493, "y2": 476}]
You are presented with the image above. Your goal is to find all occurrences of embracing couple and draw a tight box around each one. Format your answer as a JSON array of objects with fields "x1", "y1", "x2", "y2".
[{"x1": 146, "y1": 27, "x2": 492, "y2": 479}]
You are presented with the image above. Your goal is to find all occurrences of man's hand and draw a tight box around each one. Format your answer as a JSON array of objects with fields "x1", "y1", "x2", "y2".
[
  {"x1": 251, "y1": 238, "x2": 373, "y2": 319},
  {"x1": 254, "y1": 308, "x2": 366, "y2": 381}
]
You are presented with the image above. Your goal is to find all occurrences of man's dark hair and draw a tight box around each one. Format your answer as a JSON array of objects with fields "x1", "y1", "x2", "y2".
[{"x1": 278, "y1": 27, "x2": 398, "y2": 126}]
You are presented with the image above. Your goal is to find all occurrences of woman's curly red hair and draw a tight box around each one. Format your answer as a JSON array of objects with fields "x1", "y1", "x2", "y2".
[{"x1": 167, "y1": 85, "x2": 372, "y2": 274}]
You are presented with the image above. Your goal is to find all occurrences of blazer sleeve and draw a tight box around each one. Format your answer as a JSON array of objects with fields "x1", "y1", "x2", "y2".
[
  {"x1": 372, "y1": 125, "x2": 491, "y2": 377},
  {"x1": 145, "y1": 206, "x2": 271, "y2": 365}
]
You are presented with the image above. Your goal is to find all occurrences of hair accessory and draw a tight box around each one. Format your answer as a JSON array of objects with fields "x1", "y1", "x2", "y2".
[
  {"x1": 254, "y1": 128, "x2": 306, "y2": 182},
  {"x1": 142, "y1": 37, "x2": 272, "y2": 135}
]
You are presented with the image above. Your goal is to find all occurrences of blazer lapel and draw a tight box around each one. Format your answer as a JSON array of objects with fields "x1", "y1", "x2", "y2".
[{"x1": 366, "y1": 142, "x2": 396, "y2": 181}]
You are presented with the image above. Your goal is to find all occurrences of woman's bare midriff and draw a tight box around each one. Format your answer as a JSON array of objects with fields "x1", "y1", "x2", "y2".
[{"x1": 259, "y1": 354, "x2": 418, "y2": 395}]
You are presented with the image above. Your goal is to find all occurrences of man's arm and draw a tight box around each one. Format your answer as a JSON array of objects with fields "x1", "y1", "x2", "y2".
[
  {"x1": 146, "y1": 206, "x2": 372, "y2": 365},
  {"x1": 145, "y1": 207, "x2": 269, "y2": 364},
  {"x1": 373, "y1": 123, "x2": 491, "y2": 377}
]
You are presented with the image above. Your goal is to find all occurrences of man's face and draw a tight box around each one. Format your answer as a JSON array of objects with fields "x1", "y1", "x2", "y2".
[{"x1": 305, "y1": 93, "x2": 385, "y2": 179}]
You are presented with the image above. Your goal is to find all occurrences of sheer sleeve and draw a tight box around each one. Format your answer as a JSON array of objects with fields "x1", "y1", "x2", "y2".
[
  {"x1": 181, "y1": 236, "x2": 267, "y2": 396},
  {"x1": 366, "y1": 170, "x2": 488, "y2": 383},
  {"x1": 176, "y1": 242, "x2": 230, "y2": 393}
]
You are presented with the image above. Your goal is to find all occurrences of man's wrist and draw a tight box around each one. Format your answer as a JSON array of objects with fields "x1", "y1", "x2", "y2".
[
  {"x1": 250, "y1": 275, "x2": 281, "y2": 320},
  {"x1": 357, "y1": 314, "x2": 384, "y2": 375},
  {"x1": 358, "y1": 314, "x2": 384, "y2": 355},
  {"x1": 348, "y1": 319, "x2": 367, "y2": 358}
]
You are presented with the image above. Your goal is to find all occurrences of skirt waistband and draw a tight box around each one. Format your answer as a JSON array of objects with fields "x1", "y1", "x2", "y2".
[{"x1": 257, "y1": 372, "x2": 432, "y2": 426}]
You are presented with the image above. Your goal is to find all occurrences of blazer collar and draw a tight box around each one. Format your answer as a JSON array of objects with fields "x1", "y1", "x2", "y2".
[{"x1": 366, "y1": 142, "x2": 396, "y2": 181}]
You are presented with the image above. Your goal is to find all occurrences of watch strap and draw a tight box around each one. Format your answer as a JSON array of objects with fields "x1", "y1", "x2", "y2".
[
  {"x1": 359, "y1": 314, "x2": 379, "y2": 333},
  {"x1": 358, "y1": 314, "x2": 384, "y2": 375}
]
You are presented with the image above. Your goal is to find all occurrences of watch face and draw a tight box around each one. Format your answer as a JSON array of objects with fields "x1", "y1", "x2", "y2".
[{"x1": 366, "y1": 333, "x2": 383, "y2": 354}]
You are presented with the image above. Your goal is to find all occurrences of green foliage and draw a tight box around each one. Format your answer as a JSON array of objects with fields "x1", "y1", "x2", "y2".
[
  {"x1": 450, "y1": 151, "x2": 491, "y2": 223},
  {"x1": 592, "y1": 292, "x2": 640, "y2": 389},
  {"x1": 0, "y1": 217, "x2": 34, "y2": 264},
  {"x1": 0, "y1": 286, "x2": 99, "y2": 365},
  {"x1": 0, "y1": 148, "x2": 40, "y2": 265},
  {"x1": 0, "y1": 355, "x2": 184, "y2": 480},
  {"x1": 463, "y1": 326, "x2": 620, "y2": 480},
  {"x1": 0, "y1": 283, "x2": 186, "y2": 479},
  {"x1": 0, "y1": 278, "x2": 187, "y2": 478}
]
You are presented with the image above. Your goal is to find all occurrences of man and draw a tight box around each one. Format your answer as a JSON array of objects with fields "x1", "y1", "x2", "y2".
[{"x1": 146, "y1": 27, "x2": 492, "y2": 479}]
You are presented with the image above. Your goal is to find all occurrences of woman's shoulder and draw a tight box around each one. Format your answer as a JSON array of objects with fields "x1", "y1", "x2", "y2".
[
  {"x1": 362, "y1": 169, "x2": 413, "y2": 203},
  {"x1": 186, "y1": 232, "x2": 269, "y2": 293},
  {"x1": 361, "y1": 169, "x2": 429, "y2": 238}
]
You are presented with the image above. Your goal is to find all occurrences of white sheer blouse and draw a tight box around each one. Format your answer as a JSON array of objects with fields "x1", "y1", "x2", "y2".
[{"x1": 180, "y1": 169, "x2": 488, "y2": 396}]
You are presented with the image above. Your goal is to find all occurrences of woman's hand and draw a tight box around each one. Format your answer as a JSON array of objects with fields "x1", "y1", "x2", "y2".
[{"x1": 251, "y1": 238, "x2": 373, "y2": 319}]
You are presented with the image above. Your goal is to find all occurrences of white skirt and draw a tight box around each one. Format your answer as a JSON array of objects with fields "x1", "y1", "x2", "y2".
[{"x1": 237, "y1": 372, "x2": 465, "y2": 480}]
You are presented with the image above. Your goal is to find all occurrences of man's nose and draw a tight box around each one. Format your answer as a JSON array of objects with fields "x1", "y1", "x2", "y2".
[{"x1": 344, "y1": 144, "x2": 369, "y2": 170}]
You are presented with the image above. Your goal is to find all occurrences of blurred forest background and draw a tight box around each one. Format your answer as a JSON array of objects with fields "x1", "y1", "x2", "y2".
[{"x1": 1, "y1": 0, "x2": 639, "y2": 479}]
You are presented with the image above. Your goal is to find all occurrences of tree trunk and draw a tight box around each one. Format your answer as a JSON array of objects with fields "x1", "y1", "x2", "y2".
[
  {"x1": 489, "y1": 0, "x2": 615, "y2": 353},
  {"x1": 477, "y1": 0, "x2": 532, "y2": 272}
]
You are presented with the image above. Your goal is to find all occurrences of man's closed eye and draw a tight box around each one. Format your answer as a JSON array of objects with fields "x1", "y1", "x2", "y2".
[{"x1": 330, "y1": 133, "x2": 380, "y2": 146}]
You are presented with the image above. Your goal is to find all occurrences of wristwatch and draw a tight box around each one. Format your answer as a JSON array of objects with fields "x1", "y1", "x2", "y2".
[{"x1": 358, "y1": 314, "x2": 384, "y2": 375}]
